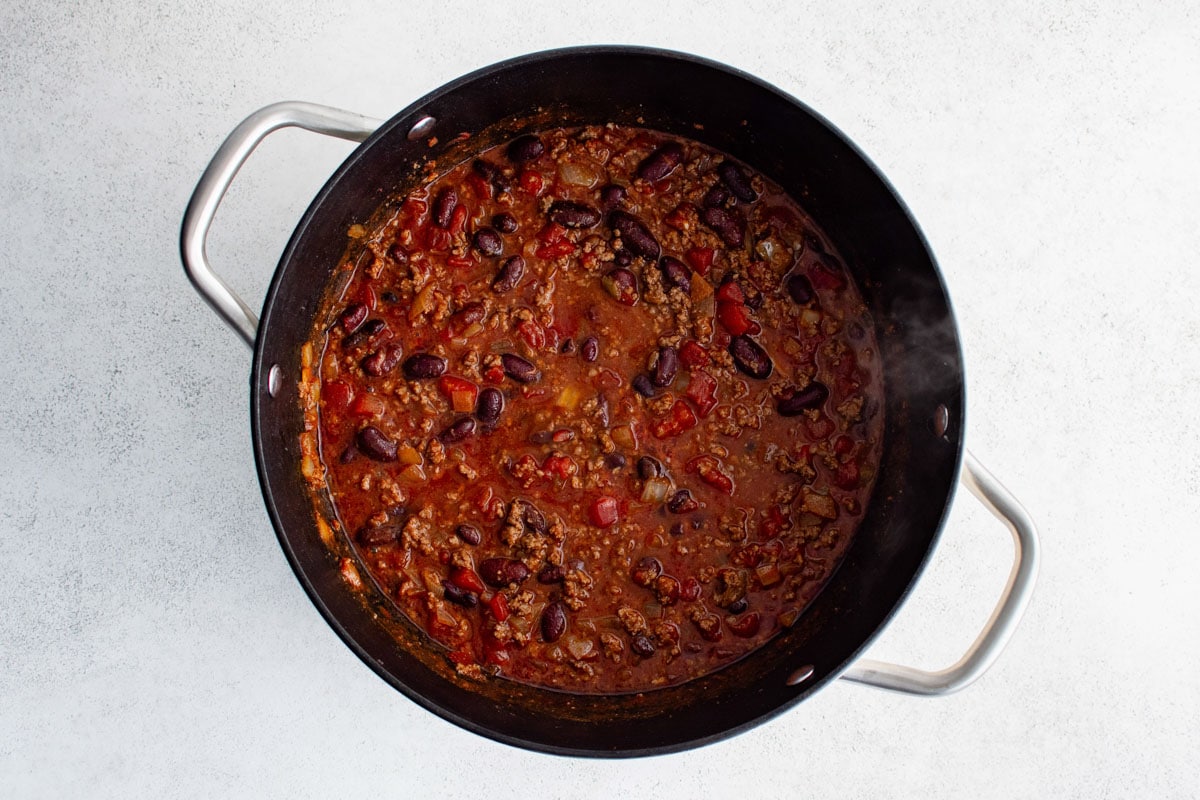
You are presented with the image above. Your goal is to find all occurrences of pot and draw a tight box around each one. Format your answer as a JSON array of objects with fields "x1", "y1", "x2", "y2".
[{"x1": 181, "y1": 46, "x2": 1038, "y2": 756}]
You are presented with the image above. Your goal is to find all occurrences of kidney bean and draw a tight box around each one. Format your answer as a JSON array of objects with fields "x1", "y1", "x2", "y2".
[
  {"x1": 613, "y1": 250, "x2": 633, "y2": 266},
  {"x1": 669, "y1": 522, "x2": 685, "y2": 537},
  {"x1": 540, "y1": 601, "x2": 568, "y2": 643},
  {"x1": 659, "y1": 256, "x2": 691, "y2": 293},
  {"x1": 455, "y1": 524, "x2": 481, "y2": 546},
  {"x1": 727, "y1": 598, "x2": 749, "y2": 615},
  {"x1": 340, "y1": 303, "x2": 368, "y2": 333},
  {"x1": 356, "y1": 426, "x2": 398, "y2": 462},
  {"x1": 548, "y1": 200, "x2": 601, "y2": 229},
  {"x1": 361, "y1": 343, "x2": 404, "y2": 377},
  {"x1": 472, "y1": 158, "x2": 499, "y2": 181},
  {"x1": 804, "y1": 231, "x2": 827, "y2": 254},
  {"x1": 479, "y1": 558, "x2": 530, "y2": 588},
  {"x1": 501, "y1": 353, "x2": 541, "y2": 384},
  {"x1": 630, "y1": 635, "x2": 656, "y2": 657},
  {"x1": 701, "y1": 206, "x2": 745, "y2": 248},
  {"x1": 631, "y1": 373, "x2": 657, "y2": 398},
  {"x1": 387, "y1": 245, "x2": 408, "y2": 266},
  {"x1": 604, "y1": 452, "x2": 627, "y2": 470},
  {"x1": 581, "y1": 336, "x2": 599, "y2": 362},
  {"x1": 402, "y1": 353, "x2": 447, "y2": 380},
  {"x1": 560, "y1": 338, "x2": 576, "y2": 355},
  {"x1": 718, "y1": 160, "x2": 758, "y2": 203},
  {"x1": 728, "y1": 335, "x2": 773, "y2": 379},
  {"x1": 529, "y1": 430, "x2": 554, "y2": 445},
  {"x1": 492, "y1": 255, "x2": 526, "y2": 294},
  {"x1": 520, "y1": 501, "x2": 547, "y2": 533},
  {"x1": 599, "y1": 184, "x2": 626, "y2": 209},
  {"x1": 786, "y1": 273, "x2": 815, "y2": 304},
  {"x1": 652, "y1": 345, "x2": 678, "y2": 387},
  {"x1": 357, "y1": 524, "x2": 400, "y2": 547},
  {"x1": 637, "y1": 141, "x2": 684, "y2": 182},
  {"x1": 777, "y1": 381, "x2": 829, "y2": 416},
  {"x1": 608, "y1": 211, "x2": 660, "y2": 260},
  {"x1": 655, "y1": 575, "x2": 681, "y2": 605},
  {"x1": 538, "y1": 564, "x2": 567, "y2": 584},
  {"x1": 339, "y1": 445, "x2": 358, "y2": 464},
  {"x1": 631, "y1": 557, "x2": 662, "y2": 587},
  {"x1": 447, "y1": 301, "x2": 486, "y2": 335},
  {"x1": 475, "y1": 387, "x2": 504, "y2": 426},
  {"x1": 492, "y1": 212, "x2": 519, "y2": 233},
  {"x1": 381, "y1": 291, "x2": 399, "y2": 304},
  {"x1": 507, "y1": 134, "x2": 544, "y2": 163},
  {"x1": 442, "y1": 580, "x2": 479, "y2": 608},
  {"x1": 472, "y1": 227, "x2": 503, "y2": 256},
  {"x1": 602, "y1": 268, "x2": 639, "y2": 305},
  {"x1": 432, "y1": 187, "x2": 458, "y2": 229},
  {"x1": 636, "y1": 455, "x2": 662, "y2": 480},
  {"x1": 667, "y1": 489, "x2": 699, "y2": 513},
  {"x1": 593, "y1": 393, "x2": 610, "y2": 428},
  {"x1": 703, "y1": 184, "x2": 731, "y2": 208},
  {"x1": 342, "y1": 317, "x2": 386, "y2": 350},
  {"x1": 439, "y1": 417, "x2": 476, "y2": 444}
]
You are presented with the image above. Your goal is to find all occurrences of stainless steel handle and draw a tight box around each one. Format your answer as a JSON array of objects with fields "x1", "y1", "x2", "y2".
[
  {"x1": 840, "y1": 450, "x2": 1040, "y2": 695},
  {"x1": 180, "y1": 101, "x2": 383, "y2": 348}
]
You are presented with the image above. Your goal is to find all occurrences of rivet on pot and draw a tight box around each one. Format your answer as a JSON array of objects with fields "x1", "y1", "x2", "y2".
[
  {"x1": 407, "y1": 115, "x2": 437, "y2": 141},
  {"x1": 785, "y1": 664, "x2": 815, "y2": 686},
  {"x1": 267, "y1": 364, "x2": 283, "y2": 398},
  {"x1": 933, "y1": 403, "x2": 950, "y2": 438}
]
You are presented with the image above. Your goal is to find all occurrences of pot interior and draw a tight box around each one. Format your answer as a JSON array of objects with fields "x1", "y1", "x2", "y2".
[{"x1": 251, "y1": 46, "x2": 964, "y2": 756}]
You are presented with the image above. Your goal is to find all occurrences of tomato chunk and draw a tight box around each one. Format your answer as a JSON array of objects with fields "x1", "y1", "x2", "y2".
[
  {"x1": 450, "y1": 566, "x2": 486, "y2": 595},
  {"x1": 679, "y1": 340, "x2": 709, "y2": 369},
  {"x1": 717, "y1": 300, "x2": 755, "y2": 336},
  {"x1": 438, "y1": 375, "x2": 479, "y2": 413},
  {"x1": 488, "y1": 591, "x2": 510, "y2": 622},
  {"x1": 589, "y1": 496, "x2": 620, "y2": 528},
  {"x1": 652, "y1": 399, "x2": 699, "y2": 439},
  {"x1": 685, "y1": 246, "x2": 715, "y2": 274},
  {"x1": 684, "y1": 369, "x2": 718, "y2": 418}
]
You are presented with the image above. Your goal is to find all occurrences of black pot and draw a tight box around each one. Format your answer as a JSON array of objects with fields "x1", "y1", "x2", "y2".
[{"x1": 186, "y1": 47, "x2": 976, "y2": 756}]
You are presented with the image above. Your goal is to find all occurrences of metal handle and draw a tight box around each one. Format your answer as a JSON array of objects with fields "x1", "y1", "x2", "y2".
[
  {"x1": 840, "y1": 450, "x2": 1040, "y2": 695},
  {"x1": 180, "y1": 101, "x2": 383, "y2": 348}
]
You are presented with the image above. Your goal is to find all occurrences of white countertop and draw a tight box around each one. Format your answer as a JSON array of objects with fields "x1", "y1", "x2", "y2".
[{"x1": 3, "y1": 1, "x2": 1198, "y2": 797}]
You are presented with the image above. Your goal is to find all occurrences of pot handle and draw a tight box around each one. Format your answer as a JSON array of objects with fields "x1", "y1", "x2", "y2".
[
  {"x1": 837, "y1": 450, "x2": 1040, "y2": 695},
  {"x1": 181, "y1": 102, "x2": 383, "y2": 348}
]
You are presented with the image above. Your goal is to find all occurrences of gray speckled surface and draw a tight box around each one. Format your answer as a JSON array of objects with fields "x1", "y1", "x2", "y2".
[{"x1": 3, "y1": 1, "x2": 1198, "y2": 797}]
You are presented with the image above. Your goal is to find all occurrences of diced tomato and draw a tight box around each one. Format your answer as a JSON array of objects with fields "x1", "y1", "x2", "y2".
[
  {"x1": 401, "y1": 197, "x2": 427, "y2": 221},
  {"x1": 717, "y1": 301, "x2": 755, "y2": 336},
  {"x1": 727, "y1": 612, "x2": 761, "y2": 638},
  {"x1": 806, "y1": 415, "x2": 835, "y2": 440},
  {"x1": 483, "y1": 365, "x2": 505, "y2": 384},
  {"x1": 834, "y1": 434, "x2": 855, "y2": 456},
  {"x1": 467, "y1": 172, "x2": 491, "y2": 200},
  {"x1": 537, "y1": 222, "x2": 568, "y2": 244},
  {"x1": 833, "y1": 460, "x2": 861, "y2": 490},
  {"x1": 450, "y1": 566, "x2": 486, "y2": 595},
  {"x1": 517, "y1": 319, "x2": 547, "y2": 350},
  {"x1": 519, "y1": 169, "x2": 544, "y2": 196},
  {"x1": 686, "y1": 454, "x2": 735, "y2": 495},
  {"x1": 593, "y1": 368, "x2": 622, "y2": 390},
  {"x1": 535, "y1": 240, "x2": 576, "y2": 259},
  {"x1": 323, "y1": 380, "x2": 353, "y2": 414},
  {"x1": 349, "y1": 392, "x2": 386, "y2": 417},
  {"x1": 543, "y1": 453, "x2": 578, "y2": 481},
  {"x1": 714, "y1": 279, "x2": 745, "y2": 305},
  {"x1": 438, "y1": 375, "x2": 479, "y2": 413},
  {"x1": 679, "y1": 340, "x2": 709, "y2": 369},
  {"x1": 652, "y1": 399, "x2": 699, "y2": 439},
  {"x1": 488, "y1": 592, "x2": 509, "y2": 622},
  {"x1": 730, "y1": 544, "x2": 764, "y2": 568},
  {"x1": 426, "y1": 227, "x2": 452, "y2": 252},
  {"x1": 680, "y1": 577, "x2": 702, "y2": 602},
  {"x1": 448, "y1": 203, "x2": 468, "y2": 235},
  {"x1": 664, "y1": 205, "x2": 690, "y2": 230},
  {"x1": 685, "y1": 246, "x2": 715, "y2": 275},
  {"x1": 447, "y1": 649, "x2": 474, "y2": 666},
  {"x1": 684, "y1": 369, "x2": 718, "y2": 418},
  {"x1": 484, "y1": 645, "x2": 510, "y2": 665},
  {"x1": 589, "y1": 496, "x2": 620, "y2": 528},
  {"x1": 809, "y1": 263, "x2": 847, "y2": 291},
  {"x1": 446, "y1": 255, "x2": 475, "y2": 270},
  {"x1": 761, "y1": 505, "x2": 793, "y2": 537}
]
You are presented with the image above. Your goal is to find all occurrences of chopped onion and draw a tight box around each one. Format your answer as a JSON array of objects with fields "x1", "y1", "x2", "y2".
[
  {"x1": 641, "y1": 476, "x2": 672, "y2": 503},
  {"x1": 558, "y1": 159, "x2": 601, "y2": 188}
]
